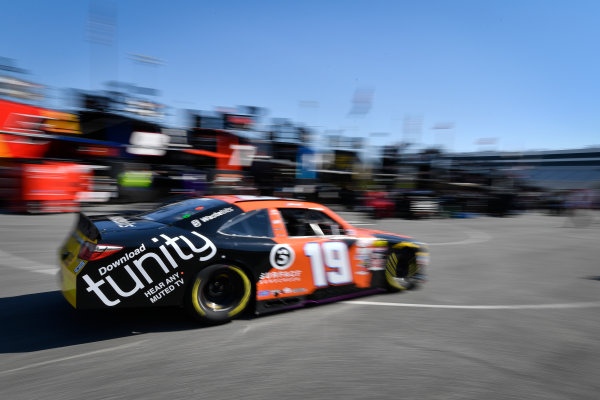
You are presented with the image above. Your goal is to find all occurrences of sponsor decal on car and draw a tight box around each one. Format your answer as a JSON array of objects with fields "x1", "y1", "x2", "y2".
[
  {"x1": 258, "y1": 287, "x2": 307, "y2": 299},
  {"x1": 73, "y1": 260, "x2": 86, "y2": 274},
  {"x1": 269, "y1": 244, "x2": 295, "y2": 270},
  {"x1": 81, "y1": 231, "x2": 216, "y2": 306},
  {"x1": 417, "y1": 253, "x2": 429, "y2": 266},
  {"x1": 143, "y1": 272, "x2": 185, "y2": 304},
  {"x1": 258, "y1": 270, "x2": 302, "y2": 284},
  {"x1": 269, "y1": 287, "x2": 308, "y2": 296},
  {"x1": 199, "y1": 207, "x2": 234, "y2": 223},
  {"x1": 99, "y1": 243, "x2": 147, "y2": 276},
  {"x1": 108, "y1": 216, "x2": 136, "y2": 228}
]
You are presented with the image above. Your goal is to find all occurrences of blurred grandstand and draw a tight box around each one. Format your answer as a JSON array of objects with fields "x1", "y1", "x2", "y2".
[{"x1": 0, "y1": 69, "x2": 598, "y2": 215}]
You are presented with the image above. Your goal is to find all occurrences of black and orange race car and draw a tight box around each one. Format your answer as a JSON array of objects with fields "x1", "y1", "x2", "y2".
[{"x1": 59, "y1": 196, "x2": 428, "y2": 324}]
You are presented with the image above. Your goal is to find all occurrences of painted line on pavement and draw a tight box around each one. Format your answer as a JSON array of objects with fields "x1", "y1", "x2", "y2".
[
  {"x1": 427, "y1": 229, "x2": 492, "y2": 246},
  {"x1": 343, "y1": 300, "x2": 600, "y2": 310},
  {"x1": 0, "y1": 248, "x2": 55, "y2": 275},
  {"x1": 33, "y1": 268, "x2": 58, "y2": 275},
  {"x1": 0, "y1": 340, "x2": 147, "y2": 376}
]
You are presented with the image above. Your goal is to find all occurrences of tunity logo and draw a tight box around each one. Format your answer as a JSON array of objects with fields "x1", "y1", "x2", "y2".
[
  {"x1": 100, "y1": 243, "x2": 146, "y2": 276},
  {"x1": 82, "y1": 231, "x2": 216, "y2": 306}
]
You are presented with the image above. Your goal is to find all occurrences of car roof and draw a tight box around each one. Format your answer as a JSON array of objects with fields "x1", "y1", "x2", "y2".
[{"x1": 206, "y1": 195, "x2": 337, "y2": 213}]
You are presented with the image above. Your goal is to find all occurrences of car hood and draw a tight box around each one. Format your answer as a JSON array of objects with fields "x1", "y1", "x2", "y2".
[{"x1": 353, "y1": 227, "x2": 413, "y2": 241}]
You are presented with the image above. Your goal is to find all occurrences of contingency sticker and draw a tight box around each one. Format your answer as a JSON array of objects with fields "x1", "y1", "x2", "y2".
[{"x1": 269, "y1": 244, "x2": 295, "y2": 270}]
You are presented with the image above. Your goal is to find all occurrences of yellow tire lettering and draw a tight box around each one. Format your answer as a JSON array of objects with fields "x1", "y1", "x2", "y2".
[
  {"x1": 227, "y1": 266, "x2": 251, "y2": 317},
  {"x1": 191, "y1": 278, "x2": 206, "y2": 316}
]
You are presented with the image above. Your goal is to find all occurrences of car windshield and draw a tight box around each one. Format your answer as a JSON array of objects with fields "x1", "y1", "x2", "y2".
[{"x1": 139, "y1": 198, "x2": 227, "y2": 224}]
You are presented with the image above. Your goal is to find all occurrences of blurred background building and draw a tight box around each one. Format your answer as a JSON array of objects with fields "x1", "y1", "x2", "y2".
[{"x1": 1, "y1": 54, "x2": 598, "y2": 216}]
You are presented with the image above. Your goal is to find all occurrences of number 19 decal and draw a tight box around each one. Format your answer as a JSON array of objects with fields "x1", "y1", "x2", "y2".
[{"x1": 305, "y1": 241, "x2": 353, "y2": 287}]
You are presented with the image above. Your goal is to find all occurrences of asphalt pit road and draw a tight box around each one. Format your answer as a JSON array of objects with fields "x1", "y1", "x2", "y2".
[
  {"x1": 0, "y1": 290, "x2": 234, "y2": 353},
  {"x1": 426, "y1": 228, "x2": 492, "y2": 246}
]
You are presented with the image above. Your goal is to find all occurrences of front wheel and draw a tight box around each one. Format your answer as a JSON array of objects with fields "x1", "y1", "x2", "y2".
[
  {"x1": 186, "y1": 264, "x2": 252, "y2": 324},
  {"x1": 385, "y1": 243, "x2": 421, "y2": 292}
]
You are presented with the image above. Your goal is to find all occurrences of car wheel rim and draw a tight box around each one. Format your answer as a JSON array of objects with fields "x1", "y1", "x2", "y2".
[{"x1": 201, "y1": 270, "x2": 242, "y2": 312}]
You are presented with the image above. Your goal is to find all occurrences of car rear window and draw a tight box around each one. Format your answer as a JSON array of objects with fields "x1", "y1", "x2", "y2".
[
  {"x1": 219, "y1": 209, "x2": 273, "y2": 238},
  {"x1": 139, "y1": 198, "x2": 227, "y2": 224}
]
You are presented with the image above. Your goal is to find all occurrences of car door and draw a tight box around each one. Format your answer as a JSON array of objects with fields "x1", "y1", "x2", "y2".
[{"x1": 256, "y1": 207, "x2": 380, "y2": 302}]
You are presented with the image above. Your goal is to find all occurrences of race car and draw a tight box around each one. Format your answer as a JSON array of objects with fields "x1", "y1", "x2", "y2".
[{"x1": 59, "y1": 195, "x2": 428, "y2": 324}]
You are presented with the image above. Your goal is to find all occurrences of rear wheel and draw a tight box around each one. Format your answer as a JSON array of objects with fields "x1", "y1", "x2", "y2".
[
  {"x1": 385, "y1": 243, "x2": 420, "y2": 292},
  {"x1": 187, "y1": 264, "x2": 252, "y2": 324}
]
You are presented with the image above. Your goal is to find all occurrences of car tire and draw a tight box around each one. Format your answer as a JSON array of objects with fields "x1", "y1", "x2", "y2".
[
  {"x1": 186, "y1": 264, "x2": 252, "y2": 324},
  {"x1": 385, "y1": 243, "x2": 419, "y2": 292}
]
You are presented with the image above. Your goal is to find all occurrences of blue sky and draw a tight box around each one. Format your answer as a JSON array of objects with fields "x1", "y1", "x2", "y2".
[{"x1": 2, "y1": 0, "x2": 600, "y2": 152}]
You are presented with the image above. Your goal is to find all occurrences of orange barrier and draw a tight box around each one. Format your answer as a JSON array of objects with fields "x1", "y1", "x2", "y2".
[{"x1": 6, "y1": 161, "x2": 90, "y2": 213}]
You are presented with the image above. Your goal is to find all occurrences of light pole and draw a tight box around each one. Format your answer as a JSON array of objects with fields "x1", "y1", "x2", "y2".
[
  {"x1": 128, "y1": 53, "x2": 164, "y2": 96},
  {"x1": 87, "y1": 0, "x2": 117, "y2": 90},
  {"x1": 432, "y1": 122, "x2": 455, "y2": 152}
]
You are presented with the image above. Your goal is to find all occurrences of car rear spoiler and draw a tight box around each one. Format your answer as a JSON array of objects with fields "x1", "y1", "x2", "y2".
[{"x1": 77, "y1": 212, "x2": 101, "y2": 241}]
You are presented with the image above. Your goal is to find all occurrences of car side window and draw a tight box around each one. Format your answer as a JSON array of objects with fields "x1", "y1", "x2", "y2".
[
  {"x1": 313, "y1": 211, "x2": 343, "y2": 235},
  {"x1": 279, "y1": 208, "x2": 343, "y2": 237},
  {"x1": 219, "y1": 209, "x2": 274, "y2": 238},
  {"x1": 279, "y1": 208, "x2": 310, "y2": 236}
]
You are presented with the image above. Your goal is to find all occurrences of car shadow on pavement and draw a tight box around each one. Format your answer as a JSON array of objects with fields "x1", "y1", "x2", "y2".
[{"x1": 0, "y1": 290, "x2": 211, "y2": 353}]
